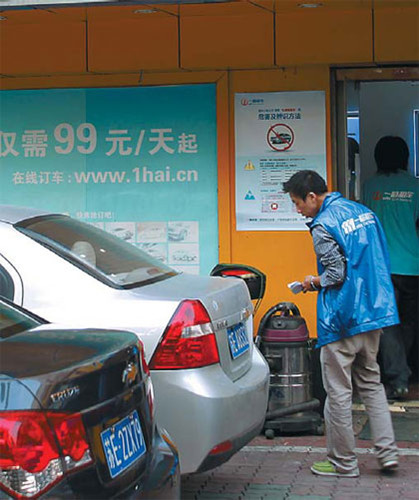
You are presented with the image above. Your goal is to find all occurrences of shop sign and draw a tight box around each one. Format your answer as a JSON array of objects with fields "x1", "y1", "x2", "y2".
[{"x1": 0, "y1": 84, "x2": 218, "y2": 274}]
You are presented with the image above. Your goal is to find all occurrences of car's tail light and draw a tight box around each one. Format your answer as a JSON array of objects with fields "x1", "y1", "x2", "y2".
[
  {"x1": 208, "y1": 439, "x2": 233, "y2": 456},
  {"x1": 0, "y1": 411, "x2": 92, "y2": 499},
  {"x1": 149, "y1": 300, "x2": 219, "y2": 370},
  {"x1": 49, "y1": 413, "x2": 91, "y2": 467},
  {"x1": 138, "y1": 341, "x2": 150, "y2": 377},
  {"x1": 138, "y1": 341, "x2": 155, "y2": 419}
]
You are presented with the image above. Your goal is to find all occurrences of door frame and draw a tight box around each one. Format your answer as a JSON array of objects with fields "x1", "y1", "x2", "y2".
[{"x1": 331, "y1": 65, "x2": 419, "y2": 197}]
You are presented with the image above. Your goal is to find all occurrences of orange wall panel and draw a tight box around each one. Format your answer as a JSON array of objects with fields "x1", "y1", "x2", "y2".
[
  {"x1": 0, "y1": 22, "x2": 86, "y2": 75},
  {"x1": 88, "y1": 17, "x2": 178, "y2": 72},
  {"x1": 0, "y1": 7, "x2": 86, "y2": 24},
  {"x1": 275, "y1": 8, "x2": 373, "y2": 65},
  {"x1": 374, "y1": 6, "x2": 419, "y2": 62},
  {"x1": 180, "y1": 13, "x2": 274, "y2": 70}
]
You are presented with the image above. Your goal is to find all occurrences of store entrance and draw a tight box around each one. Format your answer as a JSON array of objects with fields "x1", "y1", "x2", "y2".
[{"x1": 334, "y1": 66, "x2": 419, "y2": 399}]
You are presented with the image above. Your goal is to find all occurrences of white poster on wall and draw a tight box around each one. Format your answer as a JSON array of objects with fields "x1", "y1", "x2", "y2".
[{"x1": 235, "y1": 91, "x2": 327, "y2": 231}]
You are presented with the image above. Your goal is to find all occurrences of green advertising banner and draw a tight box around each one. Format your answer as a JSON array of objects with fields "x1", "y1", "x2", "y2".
[{"x1": 0, "y1": 84, "x2": 218, "y2": 274}]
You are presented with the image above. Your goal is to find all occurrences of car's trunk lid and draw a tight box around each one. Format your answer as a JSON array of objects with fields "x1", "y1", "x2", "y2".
[
  {"x1": 131, "y1": 273, "x2": 254, "y2": 381},
  {"x1": 2, "y1": 326, "x2": 153, "y2": 493}
]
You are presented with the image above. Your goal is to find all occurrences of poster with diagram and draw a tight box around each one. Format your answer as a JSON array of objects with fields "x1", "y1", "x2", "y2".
[
  {"x1": 89, "y1": 220, "x2": 201, "y2": 274},
  {"x1": 0, "y1": 84, "x2": 217, "y2": 274},
  {"x1": 235, "y1": 91, "x2": 327, "y2": 230}
]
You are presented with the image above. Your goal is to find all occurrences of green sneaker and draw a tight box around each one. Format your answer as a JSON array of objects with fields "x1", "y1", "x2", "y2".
[
  {"x1": 311, "y1": 460, "x2": 359, "y2": 477},
  {"x1": 380, "y1": 458, "x2": 398, "y2": 472}
]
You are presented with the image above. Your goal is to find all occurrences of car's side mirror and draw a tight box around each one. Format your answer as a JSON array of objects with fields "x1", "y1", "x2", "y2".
[{"x1": 209, "y1": 263, "x2": 266, "y2": 301}]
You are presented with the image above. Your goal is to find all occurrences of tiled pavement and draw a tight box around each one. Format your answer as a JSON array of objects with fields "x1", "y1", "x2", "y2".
[{"x1": 181, "y1": 410, "x2": 419, "y2": 500}]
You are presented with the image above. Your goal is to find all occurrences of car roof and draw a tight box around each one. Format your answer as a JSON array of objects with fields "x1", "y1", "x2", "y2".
[{"x1": 0, "y1": 204, "x2": 59, "y2": 224}]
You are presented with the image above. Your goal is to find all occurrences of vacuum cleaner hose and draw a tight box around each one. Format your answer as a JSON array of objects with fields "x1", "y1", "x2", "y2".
[{"x1": 265, "y1": 398, "x2": 320, "y2": 420}]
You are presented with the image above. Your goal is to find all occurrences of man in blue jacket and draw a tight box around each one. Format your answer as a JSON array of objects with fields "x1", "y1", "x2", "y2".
[{"x1": 283, "y1": 170, "x2": 399, "y2": 478}]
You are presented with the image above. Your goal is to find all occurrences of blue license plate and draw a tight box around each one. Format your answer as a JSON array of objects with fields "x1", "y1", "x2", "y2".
[
  {"x1": 101, "y1": 410, "x2": 146, "y2": 479},
  {"x1": 227, "y1": 322, "x2": 250, "y2": 360}
]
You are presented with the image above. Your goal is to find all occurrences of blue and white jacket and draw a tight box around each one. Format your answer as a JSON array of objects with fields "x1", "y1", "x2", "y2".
[{"x1": 308, "y1": 192, "x2": 399, "y2": 347}]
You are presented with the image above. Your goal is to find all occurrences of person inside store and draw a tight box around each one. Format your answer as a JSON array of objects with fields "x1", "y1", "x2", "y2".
[
  {"x1": 362, "y1": 136, "x2": 419, "y2": 400},
  {"x1": 283, "y1": 170, "x2": 399, "y2": 478}
]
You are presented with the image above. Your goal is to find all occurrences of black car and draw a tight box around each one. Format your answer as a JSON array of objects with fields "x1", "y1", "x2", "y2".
[{"x1": 0, "y1": 298, "x2": 180, "y2": 499}]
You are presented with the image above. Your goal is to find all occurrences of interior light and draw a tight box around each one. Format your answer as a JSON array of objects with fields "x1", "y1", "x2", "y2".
[
  {"x1": 133, "y1": 9, "x2": 157, "y2": 14},
  {"x1": 298, "y1": 2, "x2": 323, "y2": 7}
]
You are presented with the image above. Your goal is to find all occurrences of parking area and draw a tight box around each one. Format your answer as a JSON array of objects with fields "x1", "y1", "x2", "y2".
[{"x1": 182, "y1": 405, "x2": 419, "y2": 500}]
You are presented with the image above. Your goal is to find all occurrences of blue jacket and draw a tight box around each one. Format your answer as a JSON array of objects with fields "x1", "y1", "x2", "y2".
[{"x1": 308, "y1": 192, "x2": 399, "y2": 347}]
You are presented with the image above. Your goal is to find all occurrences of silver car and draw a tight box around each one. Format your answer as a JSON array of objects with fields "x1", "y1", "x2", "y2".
[{"x1": 0, "y1": 205, "x2": 269, "y2": 474}]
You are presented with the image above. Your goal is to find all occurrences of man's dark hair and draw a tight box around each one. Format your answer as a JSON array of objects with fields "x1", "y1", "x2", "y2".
[
  {"x1": 282, "y1": 170, "x2": 328, "y2": 200},
  {"x1": 374, "y1": 136, "x2": 409, "y2": 174}
]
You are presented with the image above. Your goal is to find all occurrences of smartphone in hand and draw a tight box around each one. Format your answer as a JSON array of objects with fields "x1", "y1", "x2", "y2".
[{"x1": 288, "y1": 281, "x2": 304, "y2": 294}]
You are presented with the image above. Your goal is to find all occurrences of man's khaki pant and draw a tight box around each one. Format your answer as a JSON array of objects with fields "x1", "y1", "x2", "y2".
[{"x1": 321, "y1": 329, "x2": 398, "y2": 474}]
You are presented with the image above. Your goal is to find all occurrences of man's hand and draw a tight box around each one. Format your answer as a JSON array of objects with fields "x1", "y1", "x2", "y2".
[{"x1": 302, "y1": 275, "x2": 321, "y2": 292}]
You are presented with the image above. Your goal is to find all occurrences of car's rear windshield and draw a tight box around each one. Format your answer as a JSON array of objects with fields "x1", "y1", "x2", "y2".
[
  {"x1": 0, "y1": 300, "x2": 41, "y2": 340},
  {"x1": 16, "y1": 215, "x2": 177, "y2": 289}
]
